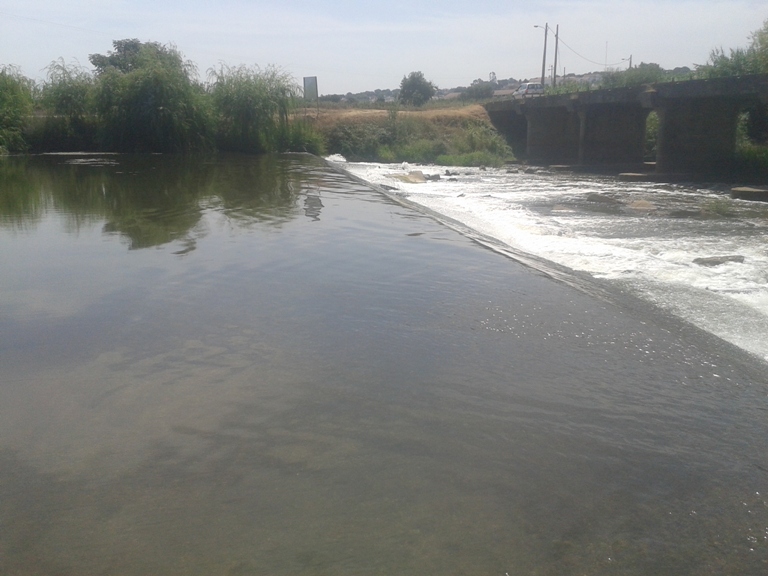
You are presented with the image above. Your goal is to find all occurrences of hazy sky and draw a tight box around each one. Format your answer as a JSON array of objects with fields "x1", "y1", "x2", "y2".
[{"x1": 1, "y1": 1, "x2": 765, "y2": 94}]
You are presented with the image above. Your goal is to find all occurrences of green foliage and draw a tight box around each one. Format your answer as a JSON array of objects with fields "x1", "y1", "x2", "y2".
[
  {"x1": 35, "y1": 59, "x2": 98, "y2": 151},
  {"x1": 398, "y1": 71, "x2": 436, "y2": 107},
  {"x1": 208, "y1": 64, "x2": 299, "y2": 153},
  {"x1": 602, "y1": 63, "x2": 668, "y2": 88},
  {"x1": 461, "y1": 79, "x2": 495, "y2": 101},
  {"x1": 89, "y1": 39, "x2": 144, "y2": 74},
  {"x1": 42, "y1": 59, "x2": 94, "y2": 120},
  {"x1": 325, "y1": 122, "x2": 393, "y2": 160},
  {"x1": 322, "y1": 111, "x2": 512, "y2": 166},
  {"x1": 734, "y1": 141, "x2": 768, "y2": 180},
  {"x1": 0, "y1": 65, "x2": 34, "y2": 153},
  {"x1": 90, "y1": 40, "x2": 214, "y2": 152},
  {"x1": 734, "y1": 112, "x2": 768, "y2": 179},
  {"x1": 695, "y1": 19, "x2": 768, "y2": 177},
  {"x1": 645, "y1": 111, "x2": 659, "y2": 158},
  {"x1": 1, "y1": 39, "x2": 322, "y2": 156},
  {"x1": 452, "y1": 124, "x2": 511, "y2": 157},
  {"x1": 698, "y1": 18, "x2": 768, "y2": 77},
  {"x1": 282, "y1": 119, "x2": 326, "y2": 155}
]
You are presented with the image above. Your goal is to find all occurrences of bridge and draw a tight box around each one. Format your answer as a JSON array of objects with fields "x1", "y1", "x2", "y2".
[{"x1": 484, "y1": 74, "x2": 768, "y2": 177}]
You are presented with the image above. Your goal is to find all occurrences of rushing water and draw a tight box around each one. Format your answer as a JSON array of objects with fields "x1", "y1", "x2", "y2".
[
  {"x1": 336, "y1": 157, "x2": 768, "y2": 362},
  {"x1": 0, "y1": 153, "x2": 767, "y2": 575}
]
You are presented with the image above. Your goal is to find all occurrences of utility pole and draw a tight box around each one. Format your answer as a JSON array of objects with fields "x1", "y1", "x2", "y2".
[
  {"x1": 552, "y1": 25, "x2": 559, "y2": 88},
  {"x1": 540, "y1": 23, "x2": 548, "y2": 87}
]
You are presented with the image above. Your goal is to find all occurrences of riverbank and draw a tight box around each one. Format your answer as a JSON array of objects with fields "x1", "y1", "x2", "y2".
[{"x1": 304, "y1": 103, "x2": 514, "y2": 166}]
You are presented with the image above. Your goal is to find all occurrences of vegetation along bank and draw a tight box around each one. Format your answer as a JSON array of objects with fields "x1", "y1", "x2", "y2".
[{"x1": 1, "y1": 18, "x2": 767, "y2": 171}]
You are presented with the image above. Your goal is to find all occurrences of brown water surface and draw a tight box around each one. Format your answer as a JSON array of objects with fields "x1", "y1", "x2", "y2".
[{"x1": 0, "y1": 153, "x2": 766, "y2": 575}]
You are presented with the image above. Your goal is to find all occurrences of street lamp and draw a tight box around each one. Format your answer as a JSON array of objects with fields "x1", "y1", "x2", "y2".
[{"x1": 534, "y1": 24, "x2": 548, "y2": 87}]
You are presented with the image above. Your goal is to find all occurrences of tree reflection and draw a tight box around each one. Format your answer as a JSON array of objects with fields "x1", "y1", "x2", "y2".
[{"x1": 0, "y1": 153, "x2": 321, "y2": 250}]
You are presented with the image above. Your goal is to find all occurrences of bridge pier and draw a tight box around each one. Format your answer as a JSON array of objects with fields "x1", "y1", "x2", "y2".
[
  {"x1": 655, "y1": 97, "x2": 741, "y2": 175},
  {"x1": 484, "y1": 74, "x2": 768, "y2": 178},
  {"x1": 526, "y1": 107, "x2": 580, "y2": 164},
  {"x1": 578, "y1": 104, "x2": 650, "y2": 165}
]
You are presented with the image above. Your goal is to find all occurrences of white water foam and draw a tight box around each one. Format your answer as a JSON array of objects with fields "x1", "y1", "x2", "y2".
[{"x1": 331, "y1": 157, "x2": 768, "y2": 363}]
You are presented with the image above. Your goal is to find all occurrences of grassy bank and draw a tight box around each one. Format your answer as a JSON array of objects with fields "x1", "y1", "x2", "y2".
[
  {"x1": 306, "y1": 104, "x2": 514, "y2": 166},
  {"x1": 4, "y1": 44, "x2": 510, "y2": 166}
]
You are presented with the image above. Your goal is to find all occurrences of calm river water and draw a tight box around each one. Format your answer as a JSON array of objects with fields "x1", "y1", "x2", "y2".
[{"x1": 0, "y1": 153, "x2": 766, "y2": 575}]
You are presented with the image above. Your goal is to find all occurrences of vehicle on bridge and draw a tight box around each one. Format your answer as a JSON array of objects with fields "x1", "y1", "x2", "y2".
[{"x1": 513, "y1": 82, "x2": 544, "y2": 98}]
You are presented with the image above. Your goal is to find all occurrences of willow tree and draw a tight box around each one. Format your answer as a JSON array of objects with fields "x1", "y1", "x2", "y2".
[
  {"x1": 89, "y1": 40, "x2": 214, "y2": 152},
  {"x1": 207, "y1": 64, "x2": 301, "y2": 153},
  {"x1": 0, "y1": 65, "x2": 34, "y2": 153},
  {"x1": 37, "y1": 59, "x2": 97, "y2": 150}
]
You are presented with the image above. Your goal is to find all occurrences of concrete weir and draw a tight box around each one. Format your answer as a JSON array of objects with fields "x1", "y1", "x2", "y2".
[{"x1": 485, "y1": 74, "x2": 768, "y2": 178}]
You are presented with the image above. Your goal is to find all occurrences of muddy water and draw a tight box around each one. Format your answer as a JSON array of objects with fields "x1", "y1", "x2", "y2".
[{"x1": 0, "y1": 153, "x2": 766, "y2": 575}]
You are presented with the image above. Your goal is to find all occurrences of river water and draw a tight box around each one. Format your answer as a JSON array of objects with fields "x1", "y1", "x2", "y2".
[
  {"x1": 335, "y1": 157, "x2": 768, "y2": 363},
  {"x1": 0, "y1": 153, "x2": 767, "y2": 575}
]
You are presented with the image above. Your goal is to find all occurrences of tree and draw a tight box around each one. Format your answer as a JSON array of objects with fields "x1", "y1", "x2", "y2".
[
  {"x1": 89, "y1": 40, "x2": 213, "y2": 152},
  {"x1": 699, "y1": 18, "x2": 768, "y2": 77},
  {"x1": 43, "y1": 59, "x2": 94, "y2": 121},
  {"x1": 461, "y1": 78, "x2": 495, "y2": 101},
  {"x1": 697, "y1": 19, "x2": 768, "y2": 143},
  {"x1": 207, "y1": 64, "x2": 300, "y2": 152},
  {"x1": 398, "y1": 71, "x2": 436, "y2": 106},
  {"x1": 0, "y1": 65, "x2": 34, "y2": 153},
  {"x1": 89, "y1": 39, "x2": 144, "y2": 75},
  {"x1": 38, "y1": 59, "x2": 97, "y2": 150},
  {"x1": 602, "y1": 62, "x2": 667, "y2": 88}
]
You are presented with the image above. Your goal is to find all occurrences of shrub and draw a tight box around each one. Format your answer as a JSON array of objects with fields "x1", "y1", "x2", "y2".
[
  {"x1": 35, "y1": 59, "x2": 98, "y2": 151},
  {"x1": 602, "y1": 63, "x2": 668, "y2": 88},
  {"x1": 453, "y1": 124, "x2": 511, "y2": 157},
  {"x1": 209, "y1": 64, "x2": 295, "y2": 153},
  {"x1": 698, "y1": 18, "x2": 768, "y2": 77},
  {"x1": 90, "y1": 40, "x2": 214, "y2": 152},
  {"x1": 461, "y1": 80, "x2": 495, "y2": 101},
  {"x1": 0, "y1": 66, "x2": 34, "y2": 153}
]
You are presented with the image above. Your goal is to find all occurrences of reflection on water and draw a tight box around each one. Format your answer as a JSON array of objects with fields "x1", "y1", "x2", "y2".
[
  {"x1": 0, "y1": 153, "x2": 315, "y2": 250},
  {"x1": 0, "y1": 153, "x2": 767, "y2": 575}
]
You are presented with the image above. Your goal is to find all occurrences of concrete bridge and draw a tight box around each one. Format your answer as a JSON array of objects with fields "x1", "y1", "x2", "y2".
[{"x1": 484, "y1": 74, "x2": 768, "y2": 177}]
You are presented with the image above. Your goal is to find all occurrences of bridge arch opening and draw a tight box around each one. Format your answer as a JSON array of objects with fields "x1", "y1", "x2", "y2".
[
  {"x1": 734, "y1": 104, "x2": 768, "y2": 179},
  {"x1": 644, "y1": 111, "x2": 659, "y2": 163}
]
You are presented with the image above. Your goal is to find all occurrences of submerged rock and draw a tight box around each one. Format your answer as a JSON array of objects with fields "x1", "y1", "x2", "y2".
[
  {"x1": 389, "y1": 170, "x2": 427, "y2": 183},
  {"x1": 668, "y1": 209, "x2": 702, "y2": 218},
  {"x1": 693, "y1": 255, "x2": 745, "y2": 267},
  {"x1": 586, "y1": 193, "x2": 620, "y2": 204},
  {"x1": 628, "y1": 200, "x2": 656, "y2": 211}
]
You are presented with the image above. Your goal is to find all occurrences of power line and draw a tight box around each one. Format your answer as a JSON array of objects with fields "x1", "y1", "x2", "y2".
[{"x1": 556, "y1": 34, "x2": 629, "y2": 68}]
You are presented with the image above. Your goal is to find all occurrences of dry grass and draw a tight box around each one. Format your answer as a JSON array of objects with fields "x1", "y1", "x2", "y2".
[
  {"x1": 295, "y1": 103, "x2": 511, "y2": 165},
  {"x1": 302, "y1": 104, "x2": 492, "y2": 130}
]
